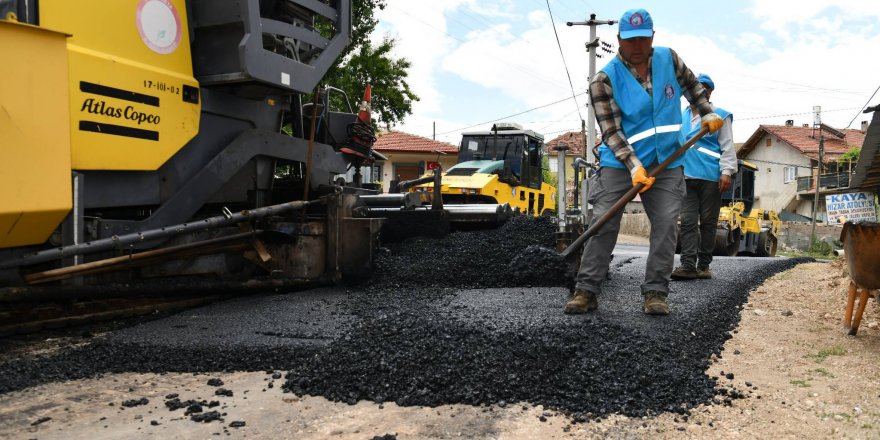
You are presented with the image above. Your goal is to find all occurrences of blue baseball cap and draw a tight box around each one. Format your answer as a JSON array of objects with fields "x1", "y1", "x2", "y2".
[
  {"x1": 619, "y1": 9, "x2": 653, "y2": 39},
  {"x1": 697, "y1": 73, "x2": 715, "y2": 90}
]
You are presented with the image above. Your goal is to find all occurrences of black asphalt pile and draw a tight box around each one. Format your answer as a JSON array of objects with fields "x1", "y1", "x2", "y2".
[
  {"x1": 190, "y1": 411, "x2": 222, "y2": 423},
  {"x1": 372, "y1": 215, "x2": 562, "y2": 289},
  {"x1": 283, "y1": 311, "x2": 701, "y2": 415},
  {"x1": 281, "y1": 257, "x2": 812, "y2": 418},
  {"x1": 121, "y1": 397, "x2": 149, "y2": 408},
  {"x1": 0, "y1": 224, "x2": 813, "y2": 421},
  {"x1": 507, "y1": 245, "x2": 570, "y2": 286}
]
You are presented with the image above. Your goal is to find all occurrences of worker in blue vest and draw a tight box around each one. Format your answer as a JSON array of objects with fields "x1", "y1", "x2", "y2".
[
  {"x1": 672, "y1": 74, "x2": 736, "y2": 280},
  {"x1": 564, "y1": 8, "x2": 724, "y2": 315}
]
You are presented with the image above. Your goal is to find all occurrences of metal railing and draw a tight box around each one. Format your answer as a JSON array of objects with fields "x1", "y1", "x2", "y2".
[{"x1": 796, "y1": 172, "x2": 851, "y2": 192}]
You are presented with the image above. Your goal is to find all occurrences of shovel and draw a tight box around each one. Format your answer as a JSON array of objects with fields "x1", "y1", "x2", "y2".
[{"x1": 559, "y1": 127, "x2": 710, "y2": 260}]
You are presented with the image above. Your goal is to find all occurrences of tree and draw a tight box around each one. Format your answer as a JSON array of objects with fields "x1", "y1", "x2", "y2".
[
  {"x1": 541, "y1": 154, "x2": 558, "y2": 188},
  {"x1": 316, "y1": 0, "x2": 418, "y2": 128},
  {"x1": 325, "y1": 37, "x2": 418, "y2": 127},
  {"x1": 838, "y1": 147, "x2": 861, "y2": 164}
]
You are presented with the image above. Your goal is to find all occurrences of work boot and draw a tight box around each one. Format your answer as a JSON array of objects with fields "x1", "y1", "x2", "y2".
[
  {"x1": 564, "y1": 289, "x2": 598, "y2": 314},
  {"x1": 671, "y1": 266, "x2": 699, "y2": 280},
  {"x1": 696, "y1": 266, "x2": 713, "y2": 279},
  {"x1": 643, "y1": 291, "x2": 670, "y2": 315}
]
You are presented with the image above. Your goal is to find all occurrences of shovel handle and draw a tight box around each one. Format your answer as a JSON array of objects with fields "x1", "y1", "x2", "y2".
[{"x1": 560, "y1": 127, "x2": 710, "y2": 259}]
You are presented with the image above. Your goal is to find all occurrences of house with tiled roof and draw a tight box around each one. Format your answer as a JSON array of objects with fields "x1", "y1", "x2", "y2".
[
  {"x1": 544, "y1": 131, "x2": 588, "y2": 158},
  {"x1": 371, "y1": 131, "x2": 459, "y2": 193},
  {"x1": 737, "y1": 121, "x2": 867, "y2": 222},
  {"x1": 544, "y1": 130, "x2": 603, "y2": 207},
  {"x1": 545, "y1": 131, "x2": 587, "y2": 206}
]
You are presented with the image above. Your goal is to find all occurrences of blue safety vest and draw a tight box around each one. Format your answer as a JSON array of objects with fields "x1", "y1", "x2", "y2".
[
  {"x1": 680, "y1": 106, "x2": 732, "y2": 181},
  {"x1": 597, "y1": 47, "x2": 683, "y2": 169}
]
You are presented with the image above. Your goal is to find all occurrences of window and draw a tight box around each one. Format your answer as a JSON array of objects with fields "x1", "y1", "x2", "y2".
[
  {"x1": 372, "y1": 165, "x2": 382, "y2": 182},
  {"x1": 549, "y1": 158, "x2": 558, "y2": 173},
  {"x1": 765, "y1": 138, "x2": 772, "y2": 147},
  {"x1": 784, "y1": 166, "x2": 797, "y2": 183}
]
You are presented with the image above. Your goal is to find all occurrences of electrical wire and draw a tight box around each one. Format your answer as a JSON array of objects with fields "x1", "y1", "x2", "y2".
[
  {"x1": 435, "y1": 92, "x2": 587, "y2": 136},
  {"x1": 733, "y1": 73, "x2": 867, "y2": 95},
  {"x1": 545, "y1": 0, "x2": 583, "y2": 122},
  {"x1": 555, "y1": 0, "x2": 601, "y2": 17},
  {"x1": 538, "y1": 108, "x2": 581, "y2": 132},
  {"x1": 845, "y1": 83, "x2": 880, "y2": 128},
  {"x1": 741, "y1": 158, "x2": 816, "y2": 169},
  {"x1": 385, "y1": 3, "x2": 566, "y2": 92},
  {"x1": 543, "y1": 126, "x2": 583, "y2": 136},
  {"x1": 736, "y1": 107, "x2": 861, "y2": 121}
]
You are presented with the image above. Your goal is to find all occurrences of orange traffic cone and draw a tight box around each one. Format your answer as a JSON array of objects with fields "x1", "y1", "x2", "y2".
[
  {"x1": 357, "y1": 83, "x2": 372, "y2": 125},
  {"x1": 341, "y1": 83, "x2": 375, "y2": 161}
]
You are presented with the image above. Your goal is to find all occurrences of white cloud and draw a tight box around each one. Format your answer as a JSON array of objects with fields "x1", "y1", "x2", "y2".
[
  {"x1": 375, "y1": 0, "x2": 879, "y2": 146},
  {"x1": 748, "y1": 0, "x2": 880, "y2": 42},
  {"x1": 733, "y1": 32, "x2": 769, "y2": 54},
  {"x1": 374, "y1": 2, "x2": 459, "y2": 116}
]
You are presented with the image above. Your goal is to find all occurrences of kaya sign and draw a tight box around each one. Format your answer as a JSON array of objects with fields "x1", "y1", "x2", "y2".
[{"x1": 825, "y1": 192, "x2": 877, "y2": 224}]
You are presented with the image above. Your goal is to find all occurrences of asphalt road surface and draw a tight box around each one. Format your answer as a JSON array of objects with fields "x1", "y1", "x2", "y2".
[
  {"x1": 0, "y1": 215, "x2": 811, "y2": 437},
  {"x1": 0, "y1": 247, "x2": 807, "y2": 426}
]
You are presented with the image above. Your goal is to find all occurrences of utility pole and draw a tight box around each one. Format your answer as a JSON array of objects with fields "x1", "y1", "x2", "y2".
[
  {"x1": 556, "y1": 143, "x2": 569, "y2": 239},
  {"x1": 809, "y1": 106, "x2": 824, "y2": 248},
  {"x1": 567, "y1": 14, "x2": 616, "y2": 223}
]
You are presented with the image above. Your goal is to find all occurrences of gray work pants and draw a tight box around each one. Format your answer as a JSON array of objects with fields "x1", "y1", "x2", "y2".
[
  {"x1": 575, "y1": 166, "x2": 685, "y2": 295},
  {"x1": 679, "y1": 178, "x2": 722, "y2": 270}
]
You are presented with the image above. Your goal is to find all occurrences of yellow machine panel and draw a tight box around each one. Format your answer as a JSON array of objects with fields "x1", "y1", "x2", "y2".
[
  {"x1": 0, "y1": 21, "x2": 72, "y2": 247},
  {"x1": 423, "y1": 173, "x2": 556, "y2": 216},
  {"x1": 40, "y1": 0, "x2": 200, "y2": 170}
]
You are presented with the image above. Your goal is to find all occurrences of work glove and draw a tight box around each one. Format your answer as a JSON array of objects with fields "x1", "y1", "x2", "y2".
[
  {"x1": 701, "y1": 112, "x2": 724, "y2": 134},
  {"x1": 630, "y1": 166, "x2": 655, "y2": 193}
]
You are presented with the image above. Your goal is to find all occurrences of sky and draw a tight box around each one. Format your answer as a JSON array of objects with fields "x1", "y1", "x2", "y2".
[{"x1": 371, "y1": 0, "x2": 880, "y2": 147}]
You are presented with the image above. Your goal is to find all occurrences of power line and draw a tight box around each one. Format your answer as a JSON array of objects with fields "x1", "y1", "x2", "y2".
[
  {"x1": 546, "y1": 0, "x2": 578, "y2": 17},
  {"x1": 742, "y1": 158, "x2": 816, "y2": 169},
  {"x1": 845, "y1": 83, "x2": 880, "y2": 128},
  {"x1": 736, "y1": 107, "x2": 861, "y2": 122},
  {"x1": 538, "y1": 107, "x2": 581, "y2": 132},
  {"x1": 435, "y1": 92, "x2": 587, "y2": 136},
  {"x1": 422, "y1": 3, "x2": 529, "y2": 45},
  {"x1": 386, "y1": 4, "x2": 566, "y2": 92},
  {"x1": 734, "y1": 73, "x2": 867, "y2": 96},
  {"x1": 545, "y1": 0, "x2": 583, "y2": 122},
  {"x1": 543, "y1": 126, "x2": 583, "y2": 136},
  {"x1": 556, "y1": 0, "x2": 601, "y2": 17}
]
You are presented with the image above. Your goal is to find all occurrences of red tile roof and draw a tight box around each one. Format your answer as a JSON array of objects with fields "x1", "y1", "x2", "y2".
[
  {"x1": 373, "y1": 131, "x2": 458, "y2": 154},
  {"x1": 545, "y1": 131, "x2": 585, "y2": 155},
  {"x1": 545, "y1": 131, "x2": 603, "y2": 156},
  {"x1": 739, "y1": 125, "x2": 865, "y2": 162}
]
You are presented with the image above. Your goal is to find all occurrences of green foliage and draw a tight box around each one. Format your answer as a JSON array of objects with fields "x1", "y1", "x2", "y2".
[
  {"x1": 326, "y1": 36, "x2": 418, "y2": 127},
  {"x1": 810, "y1": 368, "x2": 834, "y2": 378},
  {"x1": 806, "y1": 346, "x2": 847, "y2": 363},
  {"x1": 313, "y1": 0, "x2": 418, "y2": 128},
  {"x1": 541, "y1": 154, "x2": 558, "y2": 188},
  {"x1": 837, "y1": 147, "x2": 861, "y2": 164},
  {"x1": 777, "y1": 249, "x2": 838, "y2": 260},
  {"x1": 808, "y1": 236, "x2": 834, "y2": 256}
]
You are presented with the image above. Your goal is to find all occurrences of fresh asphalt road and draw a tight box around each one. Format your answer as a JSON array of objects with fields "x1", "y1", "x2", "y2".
[
  {"x1": 105, "y1": 244, "x2": 783, "y2": 349},
  {"x1": 0, "y1": 242, "x2": 807, "y2": 419}
]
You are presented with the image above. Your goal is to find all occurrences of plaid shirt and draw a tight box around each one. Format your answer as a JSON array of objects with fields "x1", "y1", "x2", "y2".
[{"x1": 589, "y1": 47, "x2": 713, "y2": 171}]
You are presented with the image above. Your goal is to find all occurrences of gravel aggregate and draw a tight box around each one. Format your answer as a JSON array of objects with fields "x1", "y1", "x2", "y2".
[{"x1": 0, "y1": 215, "x2": 812, "y2": 420}]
